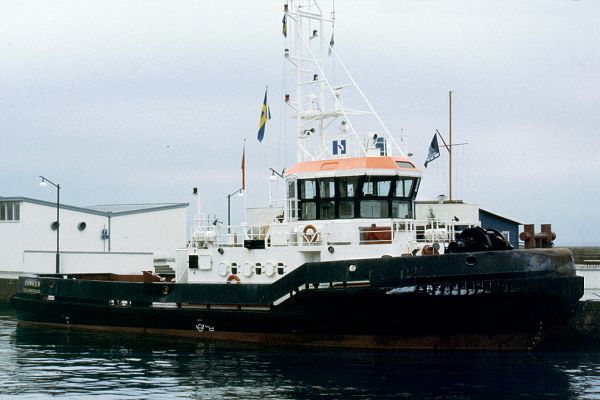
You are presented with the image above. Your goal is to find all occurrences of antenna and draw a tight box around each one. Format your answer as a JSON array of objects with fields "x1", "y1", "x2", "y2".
[{"x1": 285, "y1": 0, "x2": 406, "y2": 162}]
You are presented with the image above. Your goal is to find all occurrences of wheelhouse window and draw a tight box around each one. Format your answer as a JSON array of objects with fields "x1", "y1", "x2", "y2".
[
  {"x1": 391, "y1": 200, "x2": 411, "y2": 219},
  {"x1": 361, "y1": 200, "x2": 389, "y2": 218},
  {"x1": 359, "y1": 177, "x2": 392, "y2": 218},
  {"x1": 301, "y1": 202, "x2": 317, "y2": 220},
  {"x1": 319, "y1": 178, "x2": 336, "y2": 219},
  {"x1": 319, "y1": 179, "x2": 335, "y2": 199},
  {"x1": 338, "y1": 176, "x2": 357, "y2": 219},
  {"x1": 299, "y1": 179, "x2": 317, "y2": 220},
  {"x1": 299, "y1": 180, "x2": 316, "y2": 200},
  {"x1": 296, "y1": 176, "x2": 419, "y2": 221},
  {"x1": 392, "y1": 178, "x2": 416, "y2": 219},
  {"x1": 395, "y1": 178, "x2": 414, "y2": 198},
  {"x1": 360, "y1": 177, "x2": 392, "y2": 197},
  {"x1": 0, "y1": 201, "x2": 20, "y2": 221},
  {"x1": 287, "y1": 178, "x2": 298, "y2": 220},
  {"x1": 319, "y1": 200, "x2": 336, "y2": 219},
  {"x1": 338, "y1": 177, "x2": 357, "y2": 198}
]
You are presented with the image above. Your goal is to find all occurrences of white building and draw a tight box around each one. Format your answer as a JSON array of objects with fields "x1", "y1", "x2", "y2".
[{"x1": 0, "y1": 197, "x2": 188, "y2": 278}]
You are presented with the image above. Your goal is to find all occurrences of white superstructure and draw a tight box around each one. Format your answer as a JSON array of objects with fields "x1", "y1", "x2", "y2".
[{"x1": 177, "y1": 1, "x2": 475, "y2": 285}]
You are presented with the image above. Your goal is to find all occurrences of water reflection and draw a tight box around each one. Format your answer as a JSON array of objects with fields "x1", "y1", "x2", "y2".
[{"x1": 2, "y1": 303, "x2": 599, "y2": 399}]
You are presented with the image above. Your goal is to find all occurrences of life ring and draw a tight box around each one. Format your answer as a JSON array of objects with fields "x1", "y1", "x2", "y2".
[
  {"x1": 226, "y1": 274, "x2": 241, "y2": 284},
  {"x1": 303, "y1": 224, "x2": 319, "y2": 243}
]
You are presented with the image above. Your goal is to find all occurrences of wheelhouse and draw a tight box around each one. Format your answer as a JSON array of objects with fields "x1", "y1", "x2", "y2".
[{"x1": 285, "y1": 156, "x2": 421, "y2": 222}]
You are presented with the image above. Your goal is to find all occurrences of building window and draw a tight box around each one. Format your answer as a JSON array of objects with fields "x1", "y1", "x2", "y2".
[{"x1": 0, "y1": 201, "x2": 20, "y2": 221}]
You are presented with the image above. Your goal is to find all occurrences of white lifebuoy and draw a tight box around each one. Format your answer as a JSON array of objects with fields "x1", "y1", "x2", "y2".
[
  {"x1": 242, "y1": 262, "x2": 253, "y2": 277},
  {"x1": 218, "y1": 263, "x2": 228, "y2": 276},
  {"x1": 265, "y1": 262, "x2": 275, "y2": 277}
]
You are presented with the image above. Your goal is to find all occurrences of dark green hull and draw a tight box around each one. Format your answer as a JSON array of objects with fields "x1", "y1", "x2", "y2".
[{"x1": 10, "y1": 248, "x2": 584, "y2": 350}]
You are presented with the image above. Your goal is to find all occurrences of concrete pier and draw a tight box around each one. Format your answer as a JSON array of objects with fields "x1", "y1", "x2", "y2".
[
  {"x1": 0, "y1": 274, "x2": 17, "y2": 302},
  {"x1": 542, "y1": 292, "x2": 600, "y2": 349}
]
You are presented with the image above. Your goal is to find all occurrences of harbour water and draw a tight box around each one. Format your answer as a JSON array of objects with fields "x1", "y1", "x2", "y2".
[{"x1": 1, "y1": 304, "x2": 599, "y2": 399}]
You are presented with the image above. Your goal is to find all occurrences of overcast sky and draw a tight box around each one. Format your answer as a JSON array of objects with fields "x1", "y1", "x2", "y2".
[{"x1": 1, "y1": 0, "x2": 599, "y2": 245}]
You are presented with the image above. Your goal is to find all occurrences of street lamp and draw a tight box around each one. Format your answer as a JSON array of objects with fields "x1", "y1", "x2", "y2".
[
  {"x1": 227, "y1": 188, "x2": 244, "y2": 233},
  {"x1": 39, "y1": 175, "x2": 60, "y2": 274},
  {"x1": 269, "y1": 168, "x2": 285, "y2": 179},
  {"x1": 267, "y1": 168, "x2": 286, "y2": 206}
]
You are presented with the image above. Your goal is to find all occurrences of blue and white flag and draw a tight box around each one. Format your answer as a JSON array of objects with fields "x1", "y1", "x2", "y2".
[
  {"x1": 333, "y1": 139, "x2": 346, "y2": 155},
  {"x1": 424, "y1": 133, "x2": 440, "y2": 168}
]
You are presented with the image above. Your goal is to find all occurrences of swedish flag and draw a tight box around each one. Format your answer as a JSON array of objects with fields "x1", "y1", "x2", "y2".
[
  {"x1": 257, "y1": 88, "x2": 271, "y2": 142},
  {"x1": 282, "y1": 15, "x2": 287, "y2": 37}
]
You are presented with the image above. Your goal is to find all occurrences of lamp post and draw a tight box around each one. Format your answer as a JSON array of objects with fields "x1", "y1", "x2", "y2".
[
  {"x1": 227, "y1": 188, "x2": 244, "y2": 233},
  {"x1": 39, "y1": 176, "x2": 60, "y2": 274}
]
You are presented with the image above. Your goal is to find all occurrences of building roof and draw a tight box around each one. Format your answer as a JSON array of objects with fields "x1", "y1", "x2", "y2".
[
  {"x1": 0, "y1": 197, "x2": 188, "y2": 217},
  {"x1": 415, "y1": 200, "x2": 523, "y2": 225},
  {"x1": 85, "y1": 203, "x2": 187, "y2": 215},
  {"x1": 479, "y1": 208, "x2": 523, "y2": 225}
]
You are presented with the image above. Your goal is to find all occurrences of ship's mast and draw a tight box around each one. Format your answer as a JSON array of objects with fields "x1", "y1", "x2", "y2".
[
  {"x1": 284, "y1": 0, "x2": 407, "y2": 163},
  {"x1": 449, "y1": 90, "x2": 453, "y2": 201}
]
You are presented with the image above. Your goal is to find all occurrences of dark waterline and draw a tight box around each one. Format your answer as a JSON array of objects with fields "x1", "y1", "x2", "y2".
[{"x1": 1, "y1": 303, "x2": 600, "y2": 399}]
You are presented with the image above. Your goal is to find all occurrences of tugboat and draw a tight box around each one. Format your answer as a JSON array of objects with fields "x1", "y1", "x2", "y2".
[{"x1": 11, "y1": 0, "x2": 583, "y2": 350}]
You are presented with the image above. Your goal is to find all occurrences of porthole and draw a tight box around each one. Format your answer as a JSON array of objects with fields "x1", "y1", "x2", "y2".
[
  {"x1": 465, "y1": 255, "x2": 477, "y2": 266},
  {"x1": 50, "y1": 221, "x2": 60, "y2": 231},
  {"x1": 78, "y1": 222, "x2": 87, "y2": 231}
]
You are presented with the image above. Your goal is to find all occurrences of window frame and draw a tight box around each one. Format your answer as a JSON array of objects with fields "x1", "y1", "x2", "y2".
[
  {"x1": 296, "y1": 176, "x2": 419, "y2": 220},
  {"x1": 0, "y1": 201, "x2": 21, "y2": 222}
]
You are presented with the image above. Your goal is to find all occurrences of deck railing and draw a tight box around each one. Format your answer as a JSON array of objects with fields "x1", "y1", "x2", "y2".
[{"x1": 189, "y1": 218, "x2": 473, "y2": 249}]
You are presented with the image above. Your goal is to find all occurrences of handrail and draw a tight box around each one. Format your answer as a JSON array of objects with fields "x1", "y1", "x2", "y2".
[{"x1": 189, "y1": 218, "x2": 476, "y2": 249}]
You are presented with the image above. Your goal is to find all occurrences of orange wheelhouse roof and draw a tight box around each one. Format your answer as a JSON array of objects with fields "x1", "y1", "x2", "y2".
[{"x1": 285, "y1": 156, "x2": 420, "y2": 178}]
